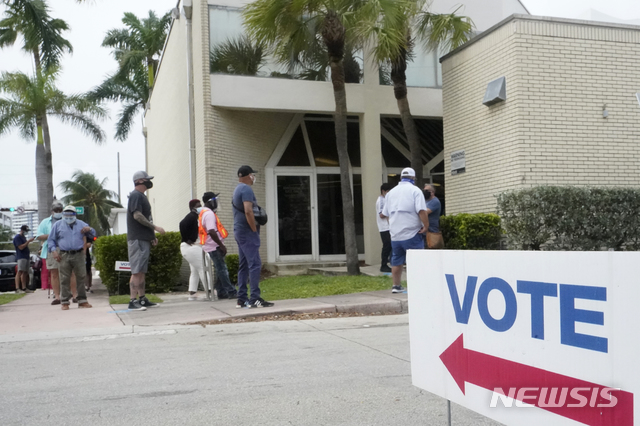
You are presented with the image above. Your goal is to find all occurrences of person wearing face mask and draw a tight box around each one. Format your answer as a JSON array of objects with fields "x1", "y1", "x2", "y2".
[
  {"x1": 232, "y1": 166, "x2": 274, "y2": 308},
  {"x1": 36, "y1": 200, "x2": 64, "y2": 302},
  {"x1": 13, "y1": 225, "x2": 35, "y2": 293},
  {"x1": 380, "y1": 168, "x2": 430, "y2": 293},
  {"x1": 48, "y1": 205, "x2": 95, "y2": 310},
  {"x1": 179, "y1": 198, "x2": 207, "y2": 300},
  {"x1": 126, "y1": 171, "x2": 166, "y2": 311},
  {"x1": 423, "y1": 184, "x2": 444, "y2": 249}
]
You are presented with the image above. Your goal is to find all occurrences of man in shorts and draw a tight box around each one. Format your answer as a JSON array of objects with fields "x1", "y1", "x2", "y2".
[
  {"x1": 13, "y1": 225, "x2": 34, "y2": 293},
  {"x1": 127, "y1": 171, "x2": 165, "y2": 311},
  {"x1": 381, "y1": 168, "x2": 429, "y2": 293}
]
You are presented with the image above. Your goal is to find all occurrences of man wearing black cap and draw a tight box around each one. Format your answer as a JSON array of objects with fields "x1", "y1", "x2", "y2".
[
  {"x1": 127, "y1": 171, "x2": 166, "y2": 311},
  {"x1": 200, "y1": 192, "x2": 237, "y2": 299},
  {"x1": 13, "y1": 225, "x2": 35, "y2": 293},
  {"x1": 232, "y1": 166, "x2": 274, "y2": 308}
]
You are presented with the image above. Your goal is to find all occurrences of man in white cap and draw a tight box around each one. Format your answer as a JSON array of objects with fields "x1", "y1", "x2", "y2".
[
  {"x1": 381, "y1": 167, "x2": 429, "y2": 293},
  {"x1": 126, "y1": 171, "x2": 165, "y2": 311}
]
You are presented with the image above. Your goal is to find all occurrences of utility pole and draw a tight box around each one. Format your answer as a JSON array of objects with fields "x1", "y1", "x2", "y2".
[{"x1": 117, "y1": 152, "x2": 121, "y2": 205}]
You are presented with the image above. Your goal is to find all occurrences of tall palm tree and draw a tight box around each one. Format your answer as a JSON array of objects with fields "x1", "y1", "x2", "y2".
[
  {"x1": 59, "y1": 171, "x2": 122, "y2": 235},
  {"x1": 0, "y1": 0, "x2": 73, "y2": 221},
  {"x1": 102, "y1": 10, "x2": 171, "y2": 92},
  {"x1": 243, "y1": 0, "x2": 409, "y2": 275},
  {"x1": 87, "y1": 62, "x2": 148, "y2": 141},
  {"x1": 363, "y1": 2, "x2": 473, "y2": 187},
  {"x1": 0, "y1": 70, "x2": 107, "y2": 204}
]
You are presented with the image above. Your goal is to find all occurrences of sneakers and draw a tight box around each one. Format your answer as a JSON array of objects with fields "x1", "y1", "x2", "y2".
[
  {"x1": 392, "y1": 285, "x2": 406, "y2": 293},
  {"x1": 51, "y1": 299, "x2": 61, "y2": 305},
  {"x1": 188, "y1": 295, "x2": 198, "y2": 301},
  {"x1": 236, "y1": 299, "x2": 249, "y2": 309},
  {"x1": 380, "y1": 265, "x2": 392, "y2": 273},
  {"x1": 139, "y1": 296, "x2": 158, "y2": 308},
  {"x1": 128, "y1": 299, "x2": 147, "y2": 311},
  {"x1": 249, "y1": 298, "x2": 275, "y2": 308},
  {"x1": 78, "y1": 302, "x2": 92, "y2": 308}
]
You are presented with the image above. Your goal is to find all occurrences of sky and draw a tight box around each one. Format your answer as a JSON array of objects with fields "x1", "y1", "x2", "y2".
[{"x1": 0, "y1": 0, "x2": 639, "y2": 210}]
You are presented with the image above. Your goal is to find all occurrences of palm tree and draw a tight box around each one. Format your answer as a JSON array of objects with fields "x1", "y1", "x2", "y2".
[
  {"x1": 0, "y1": 0, "x2": 73, "y2": 221},
  {"x1": 210, "y1": 35, "x2": 266, "y2": 76},
  {"x1": 87, "y1": 62, "x2": 148, "y2": 141},
  {"x1": 0, "y1": 70, "x2": 107, "y2": 205},
  {"x1": 243, "y1": 0, "x2": 409, "y2": 275},
  {"x1": 59, "y1": 171, "x2": 122, "y2": 235},
  {"x1": 102, "y1": 10, "x2": 171, "y2": 92},
  {"x1": 363, "y1": 2, "x2": 473, "y2": 187}
]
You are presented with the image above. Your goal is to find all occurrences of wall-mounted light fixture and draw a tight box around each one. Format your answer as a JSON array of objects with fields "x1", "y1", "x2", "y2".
[
  {"x1": 602, "y1": 104, "x2": 609, "y2": 119},
  {"x1": 483, "y1": 77, "x2": 506, "y2": 106},
  {"x1": 636, "y1": 93, "x2": 640, "y2": 107}
]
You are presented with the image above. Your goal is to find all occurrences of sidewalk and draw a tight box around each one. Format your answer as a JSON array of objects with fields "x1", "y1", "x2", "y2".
[{"x1": 0, "y1": 272, "x2": 407, "y2": 335}]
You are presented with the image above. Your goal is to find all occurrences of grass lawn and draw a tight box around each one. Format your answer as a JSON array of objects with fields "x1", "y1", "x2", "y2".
[
  {"x1": 0, "y1": 293, "x2": 27, "y2": 305},
  {"x1": 109, "y1": 294, "x2": 164, "y2": 305},
  {"x1": 259, "y1": 274, "x2": 395, "y2": 301}
]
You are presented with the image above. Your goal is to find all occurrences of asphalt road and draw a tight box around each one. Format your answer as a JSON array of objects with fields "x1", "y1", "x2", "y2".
[{"x1": 1, "y1": 315, "x2": 501, "y2": 426}]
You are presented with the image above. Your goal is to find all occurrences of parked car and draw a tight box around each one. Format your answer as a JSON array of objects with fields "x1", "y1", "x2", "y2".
[{"x1": 0, "y1": 250, "x2": 17, "y2": 292}]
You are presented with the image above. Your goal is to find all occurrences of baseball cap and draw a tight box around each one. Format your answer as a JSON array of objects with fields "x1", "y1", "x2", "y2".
[
  {"x1": 20, "y1": 225, "x2": 30, "y2": 232},
  {"x1": 63, "y1": 205, "x2": 77, "y2": 214},
  {"x1": 237, "y1": 165, "x2": 257, "y2": 178},
  {"x1": 401, "y1": 167, "x2": 416, "y2": 177},
  {"x1": 202, "y1": 192, "x2": 219, "y2": 203},
  {"x1": 133, "y1": 170, "x2": 154, "y2": 182}
]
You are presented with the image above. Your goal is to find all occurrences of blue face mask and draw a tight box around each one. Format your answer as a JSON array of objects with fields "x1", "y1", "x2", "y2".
[
  {"x1": 53, "y1": 212, "x2": 63, "y2": 219},
  {"x1": 64, "y1": 216, "x2": 76, "y2": 224},
  {"x1": 196, "y1": 207, "x2": 203, "y2": 214}
]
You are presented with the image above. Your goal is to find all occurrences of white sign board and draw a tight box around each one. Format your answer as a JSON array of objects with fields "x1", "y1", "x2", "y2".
[
  {"x1": 114, "y1": 261, "x2": 131, "y2": 272},
  {"x1": 450, "y1": 150, "x2": 466, "y2": 175},
  {"x1": 408, "y1": 250, "x2": 637, "y2": 426}
]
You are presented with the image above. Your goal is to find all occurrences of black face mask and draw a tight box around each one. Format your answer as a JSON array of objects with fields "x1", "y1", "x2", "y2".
[{"x1": 143, "y1": 180, "x2": 153, "y2": 189}]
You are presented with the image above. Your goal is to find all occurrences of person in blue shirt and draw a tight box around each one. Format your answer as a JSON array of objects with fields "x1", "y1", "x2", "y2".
[
  {"x1": 13, "y1": 225, "x2": 34, "y2": 293},
  {"x1": 48, "y1": 205, "x2": 96, "y2": 310},
  {"x1": 424, "y1": 184, "x2": 444, "y2": 249}
]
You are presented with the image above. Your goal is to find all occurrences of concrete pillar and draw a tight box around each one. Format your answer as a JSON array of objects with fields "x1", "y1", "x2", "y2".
[{"x1": 360, "y1": 45, "x2": 384, "y2": 266}]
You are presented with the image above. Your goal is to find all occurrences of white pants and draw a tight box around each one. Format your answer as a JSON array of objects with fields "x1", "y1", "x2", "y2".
[{"x1": 180, "y1": 242, "x2": 206, "y2": 293}]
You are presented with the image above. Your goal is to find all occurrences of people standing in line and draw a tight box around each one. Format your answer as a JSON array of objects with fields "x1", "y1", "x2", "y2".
[
  {"x1": 381, "y1": 168, "x2": 430, "y2": 293},
  {"x1": 376, "y1": 183, "x2": 393, "y2": 273},
  {"x1": 48, "y1": 206, "x2": 95, "y2": 310},
  {"x1": 13, "y1": 225, "x2": 34, "y2": 293},
  {"x1": 200, "y1": 192, "x2": 237, "y2": 300},
  {"x1": 179, "y1": 198, "x2": 207, "y2": 301},
  {"x1": 423, "y1": 184, "x2": 444, "y2": 249},
  {"x1": 232, "y1": 166, "x2": 274, "y2": 308},
  {"x1": 127, "y1": 171, "x2": 166, "y2": 311}
]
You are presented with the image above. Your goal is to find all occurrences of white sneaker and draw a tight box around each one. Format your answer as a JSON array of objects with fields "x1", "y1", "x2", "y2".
[{"x1": 188, "y1": 295, "x2": 198, "y2": 301}]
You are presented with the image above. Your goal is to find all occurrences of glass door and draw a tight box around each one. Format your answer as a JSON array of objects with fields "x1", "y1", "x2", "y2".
[{"x1": 276, "y1": 174, "x2": 314, "y2": 260}]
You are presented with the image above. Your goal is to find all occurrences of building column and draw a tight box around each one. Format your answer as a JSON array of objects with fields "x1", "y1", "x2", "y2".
[{"x1": 361, "y1": 44, "x2": 384, "y2": 266}]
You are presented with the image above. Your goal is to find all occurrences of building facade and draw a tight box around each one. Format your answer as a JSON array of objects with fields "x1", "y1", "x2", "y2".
[
  {"x1": 441, "y1": 15, "x2": 640, "y2": 214},
  {"x1": 145, "y1": 0, "x2": 528, "y2": 266}
]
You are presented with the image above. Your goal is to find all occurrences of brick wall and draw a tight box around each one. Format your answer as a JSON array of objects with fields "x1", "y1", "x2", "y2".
[{"x1": 442, "y1": 16, "x2": 640, "y2": 214}]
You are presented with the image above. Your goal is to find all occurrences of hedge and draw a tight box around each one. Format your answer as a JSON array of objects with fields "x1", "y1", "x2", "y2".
[
  {"x1": 497, "y1": 186, "x2": 640, "y2": 251},
  {"x1": 225, "y1": 254, "x2": 239, "y2": 284},
  {"x1": 440, "y1": 213, "x2": 502, "y2": 250},
  {"x1": 94, "y1": 232, "x2": 182, "y2": 294}
]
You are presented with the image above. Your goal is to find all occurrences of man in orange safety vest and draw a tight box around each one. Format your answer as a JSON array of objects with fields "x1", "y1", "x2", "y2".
[{"x1": 199, "y1": 192, "x2": 237, "y2": 299}]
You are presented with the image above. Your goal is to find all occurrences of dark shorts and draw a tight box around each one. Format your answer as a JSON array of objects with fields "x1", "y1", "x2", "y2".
[
  {"x1": 390, "y1": 233, "x2": 424, "y2": 267},
  {"x1": 128, "y1": 240, "x2": 151, "y2": 274}
]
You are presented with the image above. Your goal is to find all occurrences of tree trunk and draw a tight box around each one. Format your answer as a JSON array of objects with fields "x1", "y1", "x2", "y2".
[
  {"x1": 391, "y1": 44, "x2": 424, "y2": 188},
  {"x1": 33, "y1": 49, "x2": 54, "y2": 221},
  {"x1": 322, "y1": 11, "x2": 359, "y2": 275}
]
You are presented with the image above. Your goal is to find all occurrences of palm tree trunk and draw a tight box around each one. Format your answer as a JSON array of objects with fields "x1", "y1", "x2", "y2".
[
  {"x1": 323, "y1": 11, "x2": 359, "y2": 275},
  {"x1": 147, "y1": 58, "x2": 154, "y2": 91},
  {"x1": 33, "y1": 49, "x2": 54, "y2": 221},
  {"x1": 391, "y1": 46, "x2": 424, "y2": 188}
]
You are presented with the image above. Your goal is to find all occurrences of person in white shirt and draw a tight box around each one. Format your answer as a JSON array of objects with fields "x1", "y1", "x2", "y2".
[
  {"x1": 381, "y1": 168, "x2": 430, "y2": 293},
  {"x1": 376, "y1": 183, "x2": 392, "y2": 273}
]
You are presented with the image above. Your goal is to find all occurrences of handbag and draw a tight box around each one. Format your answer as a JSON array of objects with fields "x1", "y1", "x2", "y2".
[
  {"x1": 426, "y1": 231, "x2": 444, "y2": 249},
  {"x1": 233, "y1": 201, "x2": 268, "y2": 226}
]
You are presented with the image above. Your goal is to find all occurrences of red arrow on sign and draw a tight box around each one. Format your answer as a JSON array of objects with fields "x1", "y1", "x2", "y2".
[{"x1": 440, "y1": 334, "x2": 633, "y2": 426}]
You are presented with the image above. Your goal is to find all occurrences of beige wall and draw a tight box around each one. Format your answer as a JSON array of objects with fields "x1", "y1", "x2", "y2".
[
  {"x1": 442, "y1": 15, "x2": 640, "y2": 214},
  {"x1": 145, "y1": 15, "x2": 191, "y2": 231}
]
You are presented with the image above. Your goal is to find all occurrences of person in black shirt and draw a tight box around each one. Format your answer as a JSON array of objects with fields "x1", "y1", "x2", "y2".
[{"x1": 179, "y1": 199, "x2": 206, "y2": 300}]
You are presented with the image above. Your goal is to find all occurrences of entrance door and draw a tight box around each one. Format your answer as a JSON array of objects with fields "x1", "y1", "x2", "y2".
[{"x1": 275, "y1": 173, "x2": 314, "y2": 260}]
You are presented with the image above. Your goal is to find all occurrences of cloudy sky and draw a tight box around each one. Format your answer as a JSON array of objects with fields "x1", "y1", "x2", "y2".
[{"x1": 0, "y1": 0, "x2": 639, "y2": 209}]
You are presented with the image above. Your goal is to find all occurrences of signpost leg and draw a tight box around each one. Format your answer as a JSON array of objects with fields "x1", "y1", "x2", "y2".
[{"x1": 447, "y1": 400, "x2": 451, "y2": 426}]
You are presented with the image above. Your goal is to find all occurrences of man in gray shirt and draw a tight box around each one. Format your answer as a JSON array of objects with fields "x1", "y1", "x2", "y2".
[{"x1": 127, "y1": 171, "x2": 165, "y2": 311}]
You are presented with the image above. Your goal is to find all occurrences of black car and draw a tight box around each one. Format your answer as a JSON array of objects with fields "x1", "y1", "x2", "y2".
[{"x1": 0, "y1": 250, "x2": 17, "y2": 292}]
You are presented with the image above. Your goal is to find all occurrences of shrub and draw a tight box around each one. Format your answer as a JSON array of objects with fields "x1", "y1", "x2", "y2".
[
  {"x1": 225, "y1": 254, "x2": 239, "y2": 284},
  {"x1": 497, "y1": 186, "x2": 640, "y2": 251},
  {"x1": 94, "y1": 232, "x2": 182, "y2": 294},
  {"x1": 441, "y1": 213, "x2": 502, "y2": 250}
]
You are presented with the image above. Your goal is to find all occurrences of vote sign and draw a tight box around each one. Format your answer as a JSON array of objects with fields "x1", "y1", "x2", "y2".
[
  {"x1": 114, "y1": 261, "x2": 130, "y2": 271},
  {"x1": 408, "y1": 250, "x2": 638, "y2": 426}
]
